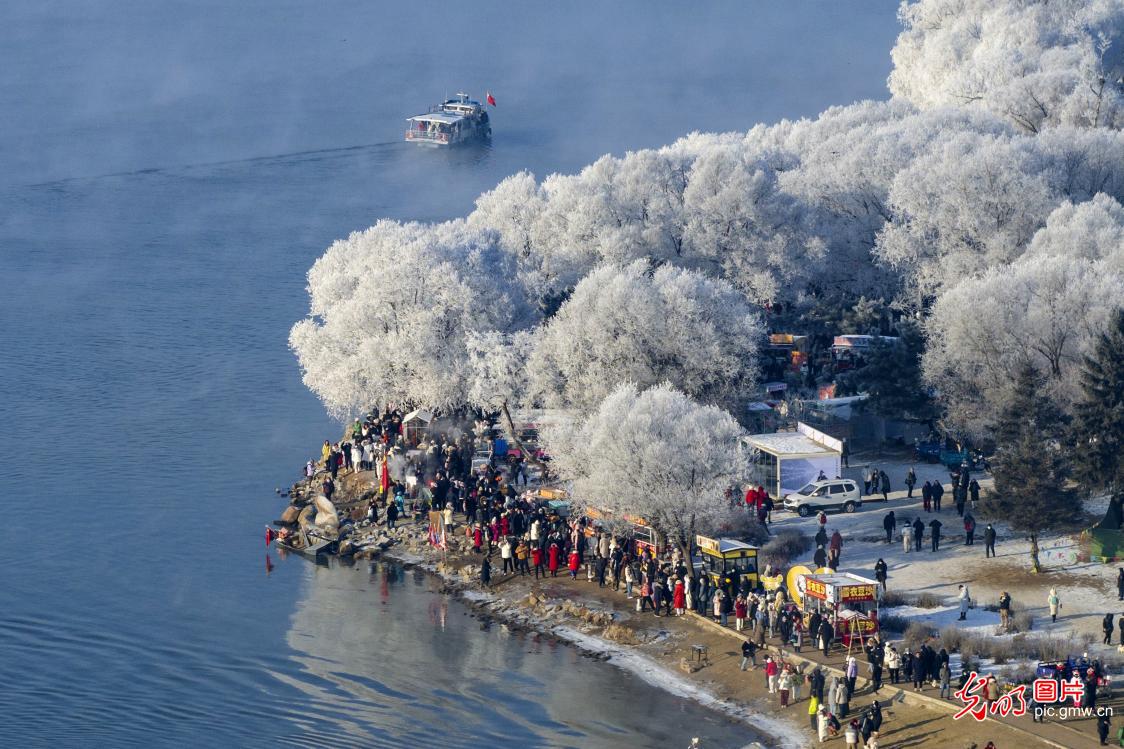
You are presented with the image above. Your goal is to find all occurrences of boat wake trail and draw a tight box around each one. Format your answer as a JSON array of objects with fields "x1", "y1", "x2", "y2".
[{"x1": 22, "y1": 141, "x2": 402, "y2": 188}]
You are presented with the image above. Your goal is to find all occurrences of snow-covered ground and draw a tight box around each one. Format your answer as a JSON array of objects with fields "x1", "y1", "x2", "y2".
[
  {"x1": 767, "y1": 451, "x2": 1121, "y2": 668},
  {"x1": 879, "y1": 603, "x2": 1002, "y2": 635}
]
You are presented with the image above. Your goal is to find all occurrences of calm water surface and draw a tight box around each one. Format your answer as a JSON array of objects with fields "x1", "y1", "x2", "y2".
[{"x1": 0, "y1": 2, "x2": 899, "y2": 745}]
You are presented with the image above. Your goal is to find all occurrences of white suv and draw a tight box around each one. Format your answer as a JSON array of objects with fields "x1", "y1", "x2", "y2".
[{"x1": 783, "y1": 479, "x2": 861, "y2": 516}]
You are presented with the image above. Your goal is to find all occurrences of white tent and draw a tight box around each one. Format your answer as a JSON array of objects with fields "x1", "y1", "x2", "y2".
[
  {"x1": 743, "y1": 422, "x2": 842, "y2": 498},
  {"x1": 402, "y1": 409, "x2": 433, "y2": 445}
]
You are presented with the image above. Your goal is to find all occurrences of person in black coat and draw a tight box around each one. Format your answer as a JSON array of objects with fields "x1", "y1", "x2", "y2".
[
  {"x1": 1118, "y1": 569, "x2": 1124, "y2": 601},
  {"x1": 820, "y1": 619, "x2": 835, "y2": 656},
  {"x1": 984, "y1": 524, "x2": 997, "y2": 557},
  {"x1": 912, "y1": 649, "x2": 926, "y2": 690},
  {"x1": 480, "y1": 557, "x2": 492, "y2": 587},
  {"x1": 814, "y1": 545, "x2": 827, "y2": 568},
  {"x1": 883, "y1": 511, "x2": 896, "y2": 543},
  {"x1": 874, "y1": 558, "x2": 888, "y2": 591},
  {"x1": 912, "y1": 517, "x2": 925, "y2": 552},
  {"x1": 741, "y1": 639, "x2": 757, "y2": 670},
  {"x1": 860, "y1": 709, "x2": 874, "y2": 743},
  {"x1": 812, "y1": 667, "x2": 826, "y2": 701},
  {"x1": 869, "y1": 700, "x2": 883, "y2": 733},
  {"x1": 929, "y1": 518, "x2": 943, "y2": 551},
  {"x1": 779, "y1": 611, "x2": 793, "y2": 645},
  {"x1": 932, "y1": 481, "x2": 944, "y2": 511},
  {"x1": 865, "y1": 640, "x2": 884, "y2": 691},
  {"x1": 921, "y1": 480, "x2": 933, "y2": 511},
  {"x1": 1084, "y1": 672, "x2": 1098, "y2": 711}
]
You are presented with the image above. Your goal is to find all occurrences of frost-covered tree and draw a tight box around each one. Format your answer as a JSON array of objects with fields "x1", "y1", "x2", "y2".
[
  {"x1": 289, "y1": 220, "x2": 535, "y2": 419},
  {"x1": 889, "y1": 0, "x2": 1124, "y2": 132},
  {"x1": 1025, "y1": 193, "x2": 1124, "y2": 271},
  {"x1": 464, "y1": 131, "x2": 831, "y2": 306},
  {"x1": 527, "y1": 260, "x2": 763, "y2": 412},
  {"x1": 463, "y1": 328, "x2": 543, "y2": 455},
  {"x1": 680, "y1": 143, "x2": 822, "y2": 302},
  {"x1": 542, "y1": 383, "x2": 746, "y2": 575},
  {"x1": 923, "y1": 254, "x2": 1124, "y2": 436},
  {"x1": 875, "y1": 127, "x2": 1124, "y2": 298}
]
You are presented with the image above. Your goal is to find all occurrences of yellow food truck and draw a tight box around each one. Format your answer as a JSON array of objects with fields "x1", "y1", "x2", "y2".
[{"x1": 695, "y1": 535, "x2": 760, "y2": 593}]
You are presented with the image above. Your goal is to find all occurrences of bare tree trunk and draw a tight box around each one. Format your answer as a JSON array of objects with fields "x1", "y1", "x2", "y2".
[
  {"x1": 1029, "y1": 532, "x2": 1041, "y2": 574},
  {"x1": 672, "y1": 533, "x2": 695, "y2": 582},
  {"x1": 500, "y1": 400, "x2": 548, "y2": 474}
]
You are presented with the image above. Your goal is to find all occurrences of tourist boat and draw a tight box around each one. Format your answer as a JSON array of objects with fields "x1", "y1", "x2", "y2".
[{"x1": 405, "y1": 92, "x2": 491, "y2": 146}]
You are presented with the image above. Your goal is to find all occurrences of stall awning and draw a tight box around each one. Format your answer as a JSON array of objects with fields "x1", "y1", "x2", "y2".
[
  {"x1": 743, "y1": 432, "x2": 837, "y2": 457},
  {"x1": 403, "y1": 408, "x2": 433, "y2": 424}
]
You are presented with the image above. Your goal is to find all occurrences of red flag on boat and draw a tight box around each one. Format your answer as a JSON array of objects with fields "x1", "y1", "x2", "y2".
[{"x1": 486, "y1": 91, "x2": 496, "y2": 106}]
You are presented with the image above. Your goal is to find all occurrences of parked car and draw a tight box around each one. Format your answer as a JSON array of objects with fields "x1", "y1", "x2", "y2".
[
  {"x1": 470, "y1": 449, "x2": 493, "y2": 473},
  {"x1": 783, "y1": 479, "x2": 862, "y2": 516}
]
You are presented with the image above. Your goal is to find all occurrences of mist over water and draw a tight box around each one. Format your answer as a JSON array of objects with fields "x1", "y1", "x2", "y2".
[{"x1": 0, "y1": 2, "x2": 899, "y2": 745}]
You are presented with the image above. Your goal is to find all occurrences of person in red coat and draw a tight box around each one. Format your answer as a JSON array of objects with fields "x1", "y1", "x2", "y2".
[
  {"x1": 532, "y1": 545, "x2": 545, "y2": 578},
  {"x1": 735, "y1": 594, "x2": 748, "y2": 630},
  {"x1": 548, "y1": 542, "x2": 560, "y2": 577},
  {"x1": 568, "y1": 549, "x2": 581, "y2": 579},
  {"x1": 472, "y1": 524, "x2": 483, "y2": 554},
  {"x1": 673, "y1": 579, "x2": 686, "y2": 615}
]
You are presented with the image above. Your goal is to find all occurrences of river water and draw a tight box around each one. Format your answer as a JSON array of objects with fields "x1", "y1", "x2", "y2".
[{"x1": 0, "y1": 2, "x2": 899, "y2": 746}]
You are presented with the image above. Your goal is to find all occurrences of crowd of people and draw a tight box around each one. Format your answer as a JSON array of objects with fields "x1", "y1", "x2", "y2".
[{"x1": 299, "y1": 414, "x2": 1102, "y2": 747}]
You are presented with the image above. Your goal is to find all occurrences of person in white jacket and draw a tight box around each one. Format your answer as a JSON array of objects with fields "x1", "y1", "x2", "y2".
[
  {"x1": 958, "y1": 584, "x2": 971, "y2": 621},
  {"x1": 816, "y1": 706, "x2": 832, "y2": 742},
  {"x1": 885, "y1": 645, "x2": 901, "y2": 684}
]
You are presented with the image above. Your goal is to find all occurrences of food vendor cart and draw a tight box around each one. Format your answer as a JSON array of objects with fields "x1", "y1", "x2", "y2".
[
  {"x1": 584, "y1": 506, "x2": 664, "y2": 556},
  {"x1": 695, "y1": 535, "x2": 759, "y2": 593},
  {"x1": 800, "y1": 572, "x2": 880, "y2": 651}
]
